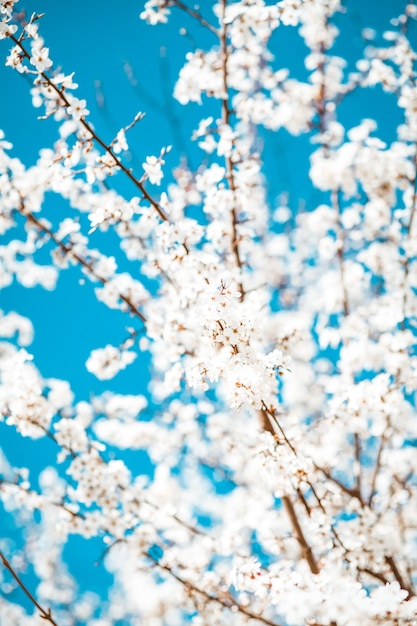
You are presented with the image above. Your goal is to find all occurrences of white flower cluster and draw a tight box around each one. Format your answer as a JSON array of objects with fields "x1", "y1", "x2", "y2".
[
  {"x1": 85, "y1": 344, "x2": 137, "y2": 380},
  {"x1": 0, "y1": 0, "x2": 17, "y2": 39},
  {"x1": 181, "y1": 281, "x2": 289, "y2": 410},
  {"x1": 0, "y1": 346, "x2": 54, "y2": 438}
]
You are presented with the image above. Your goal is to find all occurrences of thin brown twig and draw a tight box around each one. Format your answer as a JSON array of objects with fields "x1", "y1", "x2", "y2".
[
  {"x1": 368, "y1": 432, "x2": 386, "y2": 507},
  {"x1": 0, "y1": 479, "x2": 80, "y2": 520},
  {"x1": 124, "y1": 58, "x2": 192, "y2": 165},
  {"x1": 353, "y1": 433, "x2": 362, "y2": 501},
  {"x1": 0, "y1": 549, "x2": 59, "y2": 626},
  {"x1": 332, "y1": 188, "x2": 349, "y2": 317},
  {"x1": 315, "y1": 464, "x2": 364, "y2": 505},
  {"x1": 171, "y1": 0, "x2": 219, "y2": 35},
  {"x1": 358, "y1": 566, "x2": 390, "y2": 586},
  {"x1": 260, "y1": 403, "x2": 297, "y2": 456},
  {"x1": 146, "y1": 551, "x2": 283, "y2": 626},
  {"x1": 21, "y1": 206, "x2": 147, "y2": 324},
  {"x1": 219, "y1": 0, "x2": 245, "y2": 298},
  {"x1": 10, "y1": 33, "x2": 168, "y2": 222}
]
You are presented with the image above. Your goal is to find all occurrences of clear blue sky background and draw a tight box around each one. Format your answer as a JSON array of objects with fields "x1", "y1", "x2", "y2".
[{"x1": 0, "y1": 0, "x2": 414, "y2": 617}]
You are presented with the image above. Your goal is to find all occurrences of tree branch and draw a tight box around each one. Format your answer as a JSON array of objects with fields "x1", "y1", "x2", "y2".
[
  {"x1": 282, "y1": 495, "x2": 320, "y2": 575},
  {"x1": 219, "y1": 0, "x2": 245, "y2": 298},
  {"x1": 147, "y1": 551, "x2": 283, "y2": 626},
  {"x1": 171, "y1": 0, "x2": 219, "y2": 35},
  {"x1": 20, "y1": 204, "x2": 147, "y2": 324},
  {"x1": 401, "y1": 142, "x2": 417, "y2": 329},
  {"x1": 0, "y1": 549, "x2": 60, "y2": 626},
  {"x1": 315, "y1": 464, "x2": 364, "y2": 505},
  {"x1": 368, "y1": 432, "x2": 386, "y2": 507},
  {"x1": 386, "y1": 555, "x2": 415, "y2": 598},
  {"x1": 10, "y1": 33, "x2": 168, "y2": 222}
]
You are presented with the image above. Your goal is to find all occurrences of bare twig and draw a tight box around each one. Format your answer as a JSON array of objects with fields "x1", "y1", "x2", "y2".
[
  {"x1": 0, "y1": 549, "x2": 60, "y2": 626},
  {"x1": 171, "y1": 0, "x2": 219, "y2": 35},
  {"x1": 124, "y1": 57, "x2": 192, "y2": 165},
  {"x1": 220, "y1": 1, "x2": 245, "y2": 297}
]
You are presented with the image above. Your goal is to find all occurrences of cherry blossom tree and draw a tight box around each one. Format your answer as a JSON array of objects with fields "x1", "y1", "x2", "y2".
[{"x1": 0, "y1": 0, "x2": 417, "y2": 624}]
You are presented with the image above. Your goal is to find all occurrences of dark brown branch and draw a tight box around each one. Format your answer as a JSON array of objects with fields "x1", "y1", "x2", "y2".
[
  {"x1": 358, "y1": 566, "x2": 390, "y2": 586},
  {"x1": 386, "y1": 555, "x2": 415, "y2": 598},
  {"x1": 10, "y1": 34, "x2": 168, "y2": 222},
  {"x1": 296, "y1": 487, "x2": 312, "y2": 516},
  {"x1": 0, "y1": 550, "x2": 59, "y2": 625},
  {"x1": 259, "y1": 406, "x2": 349, "y2": 566},
  {"x1": 258, "y1": 406, "x2": 321, "y2": 575},
  {"x1": 282, "y1": 496, "x2": 320, "y2": 575}
]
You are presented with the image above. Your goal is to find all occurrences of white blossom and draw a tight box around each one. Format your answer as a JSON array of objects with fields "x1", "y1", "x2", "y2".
[
  {"x1": 142, "y1": 155, "x2": 164, "y2": 185},
  {"x1": 86, "y1": 345, "x2": 137, "y2": 380}
]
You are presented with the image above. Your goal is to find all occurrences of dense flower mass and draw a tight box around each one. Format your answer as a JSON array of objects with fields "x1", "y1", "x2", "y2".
[{"x1": 0, "y1": 0, "x2": 417, "y2": 625}]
